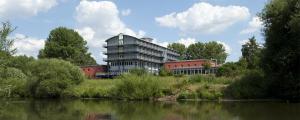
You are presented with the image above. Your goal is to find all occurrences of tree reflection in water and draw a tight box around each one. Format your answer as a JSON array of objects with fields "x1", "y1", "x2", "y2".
[{"x1": 0, "y1": 99, "x2": 300, "y2": 120}]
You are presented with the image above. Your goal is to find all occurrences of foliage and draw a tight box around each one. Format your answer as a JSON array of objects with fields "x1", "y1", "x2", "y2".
[
  {"x1": 186, "y1": 42, "x2": 205, "y2": 60},
  {"x1": 0, "y1": 67, "x2": 28, "y2": 97},
  {"x1": 0, "y1": 21, "x2": 17, "y2": 55},
  {"x1": 167, "y1": 43, "x2": 186, "y2": 60},
  {"x1": 225, "y1": 70, "x2": 268, "y2": 99},
  {"x1": 260, "y1": 0, "x2": 300, "y2": 100},
  {"x1": 159, "y1": 67, "x2": 172, "y2": 76},
  {"x1": 38, "y1": 27, "x2": 96, "y2": 66},
  {"x1": 5, "y1": 55, "x2": 35, "y2": 73},
  {"x1": 186, "y1": 41, "x2": 227, "y2": 64},
  {"x1": 26, "y1": 59, "x2": 85, "y2": 98},
  {"x1": 188, "y1": 74, "x2": 234, "y2": 85},
  {"x1": 216, "y1": 62, "x2": 246, "y2": 77},
  {"x1": 241, "y1": 36, "x2": 262, "y2": 69},
  {"x1": 129, "y1": 68, "x2": 148, "y2": 76},
  {"x1": 113, "y1": 74, "x2": 165, "y2": 100}
]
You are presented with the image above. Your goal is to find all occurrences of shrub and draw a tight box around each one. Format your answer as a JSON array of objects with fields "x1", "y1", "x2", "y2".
[
  {"x1": 26, "y1": 59, "x2": 85, "y2": 98},
  {"x1": 0, "y1": 67, "x2": 28, "y2": 97},
  {"x1": 188, "y1": 74, "x2": 233, "y2": 84},
  {"x1": 225, "y1": 70, "x2": 268, "y2": 99},
  {"x1": 159, "y1": 67, "x2": 172, "y2": 76},
  {"x1": 113, "y1": 74, "x2": 165, "y2": 100},
  {"x1": 129, "y1": 68, "x2": 148, "y2": 76},
  {"x1": 216, "y1": 62, "x2": 246, "y2": 77},
  {"x1": 196, "y1": 84, "x2": 223, "y2": 100}
]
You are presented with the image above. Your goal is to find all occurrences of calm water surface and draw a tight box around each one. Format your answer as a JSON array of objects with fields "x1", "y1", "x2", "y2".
[{"x1": 0, "y1": 99, "x2": 299, "y2": 120}]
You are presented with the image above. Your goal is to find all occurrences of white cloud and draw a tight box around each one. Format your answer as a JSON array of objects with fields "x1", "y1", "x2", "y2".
[
  {"x1": 0, "y1": 0, "x2": 58, "y2": 19},
  {"x1": 216, "y1": 41, "x2": 231, "y2": 54},
  {"x1": 238, "y1": 39, "x2": 249, "y2": 45},
  {"x1": 155, "y1": 2, "x2": 250, "y2": 34},
  {"x1": 13, "y1": 34, "x2": 45, "y2": 57},
  {"x1": 240, "y1": 16, "x2": 263, "y2": 34},
  {"x1": 75, "y1": 0, "x2": 145, "y2": 64},
  {"x1": 121, "y1": 9, "x2": 131, "y2": 16},
  {"x1": 177, "y1": 38, "x2": 196, "y2": 47},
  {"x1": 152, "y1": 38, "x2": 169, "y2": 48}
]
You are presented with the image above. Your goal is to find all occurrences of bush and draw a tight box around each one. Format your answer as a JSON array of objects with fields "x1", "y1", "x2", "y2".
[
  {"x1": 26, "y1": 59, "x2": 85, "y2": 98},
  {"x1": 129, "y1": 68, "x2": 148, "y2": 76},
  {"x1": 216, "y1": 62, "x2": 246, "y2": 77},
  {"x1": 0, "y1": 67, "x2": 28, "y2": 97},
  {"x1": 188, "y1": 74, "x2": 233, "y2": 84},
  {"x1": 159, "y1": 67, "x2": 172, "y2": 76},
  {"x1": 225, "y1": 70, "x2": 268, "y2": 99},
  {"x1": 113, "y1": 74, "x2": 165, "y2": 100}
]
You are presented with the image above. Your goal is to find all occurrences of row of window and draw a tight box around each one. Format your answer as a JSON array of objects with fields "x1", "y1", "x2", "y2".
[{"x1": 167, "y1": 63, "x2": 203, "y2": 68}]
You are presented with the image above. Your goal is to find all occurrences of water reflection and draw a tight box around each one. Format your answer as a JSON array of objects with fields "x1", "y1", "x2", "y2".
[{"x1": 0, "y1": 99, "x2": 300, "y2": 120}]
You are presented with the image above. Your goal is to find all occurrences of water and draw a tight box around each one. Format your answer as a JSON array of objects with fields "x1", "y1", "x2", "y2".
[{"x1": 0, "y1": 99, "x2": 299, "y2": 120}]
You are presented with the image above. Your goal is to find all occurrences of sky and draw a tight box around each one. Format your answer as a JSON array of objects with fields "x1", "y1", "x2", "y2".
[{"x1": 0, "y1": 0, "x2": 269, "y2": 64}]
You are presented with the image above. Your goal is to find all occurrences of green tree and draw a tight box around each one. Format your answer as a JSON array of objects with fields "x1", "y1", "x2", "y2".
[
  {"x1": 167, "y1": 43, "x2": 186, "y2": 60},
  {"x1": 241, "y1": 36, "x2": 262, "y2": 69},
  {"x1": 26, "y1": 59, "x2": 85, "y2": 98},
  {"x1": 260, "y1": 0, "x2": 300, "y2": 99},
  {"x1": 186, "y1": 42, "x2": 205, "y2": 60},
  {"x1": 38, "y1": 27, "x2": 96, "y2": 66},
  {"x1": 204, "y1": 41, "x2": 227, "y2": 64},
  {"x1": 0, "y1": 21, "x2": 17, "y2": 55},
  {"x1": 186, "y1": 41, "x2": 227, "y2": 63}
]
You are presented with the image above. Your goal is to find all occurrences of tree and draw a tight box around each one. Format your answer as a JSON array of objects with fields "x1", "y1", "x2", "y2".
[
  {"x1": 203, "y1": 41, "x2": 227, "y2": 64},
  {"x1": 167, "y1": 43, "x2": 186, "y2": 60},
  {"x1": 186, "y1": 42, "x2": 205, "y2": 60},
  {"x1": 241, "y1": 36, "x2": 262, "y2": 69},
  {"x1": 260, "y1": 0, "x2": 300, "y2": 99},
  {"x1": 38, "y1": 27, "x2": 96, "y2": 66},
  {"x1": 0, "y1": 21, "x2": 17, "y2": 55},
  {"x1": 186, "y1": 41, "x2": 227, "y2": 64}
]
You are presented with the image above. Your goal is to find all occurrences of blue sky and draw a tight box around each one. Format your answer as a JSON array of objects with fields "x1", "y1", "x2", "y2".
[{"x1": 0, "y1": 0, "x2": 268, "y2": 64}]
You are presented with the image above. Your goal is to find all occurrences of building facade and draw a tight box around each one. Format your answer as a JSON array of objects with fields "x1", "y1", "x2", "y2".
[
  {"x1": 104, "y1": 33, "x2": 180, "y2": 75},
  {"x1": 164, "y1": 59, "x2": 219, "y2": 75},
  {"x1": 81, "y1": 65, "x2": 107, "y2": 79}
]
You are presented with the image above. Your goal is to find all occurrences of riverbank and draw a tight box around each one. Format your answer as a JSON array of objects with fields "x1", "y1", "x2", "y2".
[{"x1": 64, "y1": 74, "x2": 237, "y2": 101}]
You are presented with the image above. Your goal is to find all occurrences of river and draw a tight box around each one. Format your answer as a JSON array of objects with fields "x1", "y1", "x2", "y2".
[{"x1": 0, "y1": 99, "x2": 299, "y2": 120}]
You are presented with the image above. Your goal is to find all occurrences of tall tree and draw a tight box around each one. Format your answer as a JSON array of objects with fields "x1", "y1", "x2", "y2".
[
  {"x1": 0, "y1": 21, "x2": 17, "y2": 55},
  {"x1": 167, "y1": 43, "x2": 186, "y2": 60},
  {"x1": 186, "y1": 41, "x2": 227, "y2": 64},
  {"x1": 260, "y1": 0, "x2": 300, "y2": 99},
  {"x1": 203, "y1": 41, "x2": 227, "y2": 64},
  {"x1": 39, "y1": 27, "x2": 96, "y2": 66},
  {"x1": 186, "y1": 42, "x2": 205, "y2": 60},
  {"x1": 241, "y1": 36, "x2": 262, "y2": 69}
]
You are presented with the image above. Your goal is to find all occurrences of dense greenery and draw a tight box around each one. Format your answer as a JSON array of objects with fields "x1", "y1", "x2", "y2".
[
  {"x1": 38, "y1": 27, "x2": 96, "y2": 66},
  {"x1": 241, "y1": 36, "x2": 262, "y2": 69},
  {"x1": 167, "y1": 41, "x2": 227, "y2": 63},
  {"x1": 167, "y1": 43, "x2": 186, "y2": 60},
  {"x1": 26, "y1": 59, "x2": 85, "y2": 98},
  {"x1": 260, "y1": 0, "x2": 300, "y2": 100},
  {"x1": 186, "y1": 41, "x2": 227, "y2": 63}
]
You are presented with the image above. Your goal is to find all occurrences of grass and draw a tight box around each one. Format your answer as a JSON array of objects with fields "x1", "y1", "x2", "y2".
[{"x1": 64, "y1": 74, "x2": 248, "y2": 100}]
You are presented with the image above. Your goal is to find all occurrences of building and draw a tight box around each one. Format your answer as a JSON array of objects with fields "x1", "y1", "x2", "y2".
[
  {"x1": 104, "y1": 33, "x2": 180, "y2": 75},
  {"x1": 164, "y1": 59, "x2": 219, "y2": 75},
  {"x1": 81, "y1": 65, "x2": 107, "y2": 79}
]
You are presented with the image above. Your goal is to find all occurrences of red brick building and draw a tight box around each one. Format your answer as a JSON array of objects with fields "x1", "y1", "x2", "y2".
[
  {"x1": 81, "y1": 65, "x2": 107, "y2": 79},
  {"x1": 163, "y1": 59, "x2": 219, "y2": 75}
]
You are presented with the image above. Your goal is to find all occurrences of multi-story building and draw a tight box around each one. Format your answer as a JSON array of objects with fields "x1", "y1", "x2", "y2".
[
  {"x1": 104, "y1": 33, "x2": 180, "y2": 75},
  {"x1": 164, "y1": 59, "x2": 219, "y2": 75}
]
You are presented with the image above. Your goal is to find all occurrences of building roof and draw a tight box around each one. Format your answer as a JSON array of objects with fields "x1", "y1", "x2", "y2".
[
  {"x1": 164, "y1": 59, "x2": 213, "y2": 63},
  {"x1": 105, "y1": 33, "x2": 179, "y2": 54}
]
